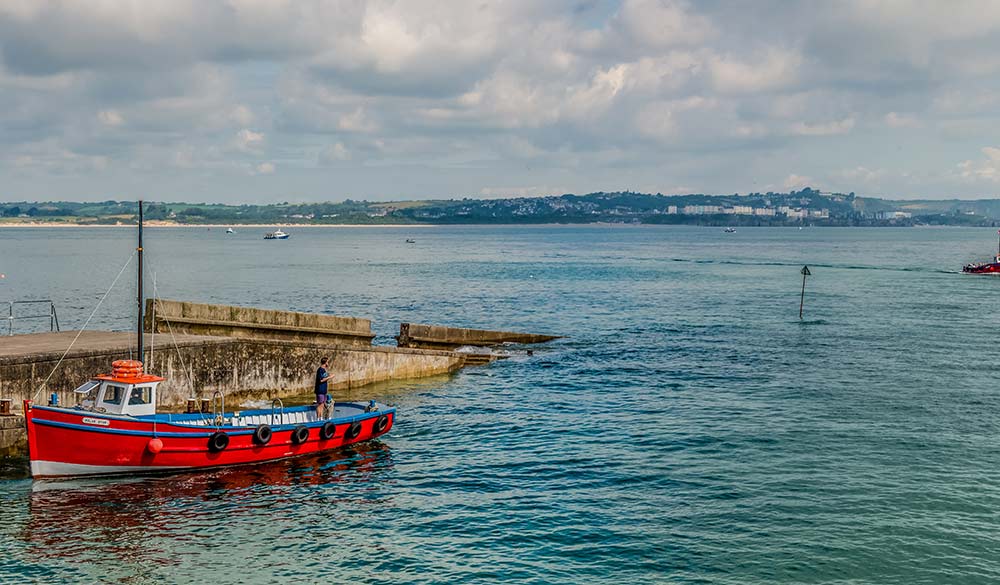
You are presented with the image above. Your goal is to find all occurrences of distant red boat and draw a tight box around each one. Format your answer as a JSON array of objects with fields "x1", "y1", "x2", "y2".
[
  {"x1": 25, "y1": 201, "x2": 394, "y2": 478},
  {"x1": 964, "y1": 230, "x2": 1000, "y2": 274}
]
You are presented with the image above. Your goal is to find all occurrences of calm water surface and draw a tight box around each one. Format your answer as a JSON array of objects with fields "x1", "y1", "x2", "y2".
[{"x1": 1, "y1": 225, "x2": 1000, "y2": 584}]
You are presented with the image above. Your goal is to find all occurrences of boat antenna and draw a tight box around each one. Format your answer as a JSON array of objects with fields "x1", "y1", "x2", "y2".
[{"x1": 137, "y1": 199, "x2": 144, "y2": 366}]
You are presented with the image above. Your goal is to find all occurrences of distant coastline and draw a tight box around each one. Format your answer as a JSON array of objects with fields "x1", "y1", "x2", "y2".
[
  {"x1": 4, "y1": 189, "x2": 1000, "y2": 227},
  {"x1": 0, "y1": 222, "x2": 429, "y2": 228}
]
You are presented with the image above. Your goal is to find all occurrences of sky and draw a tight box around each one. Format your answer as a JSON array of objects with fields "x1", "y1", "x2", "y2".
[{"x1": 3, "y1": 0, "x2": 1000, "y2": 203}]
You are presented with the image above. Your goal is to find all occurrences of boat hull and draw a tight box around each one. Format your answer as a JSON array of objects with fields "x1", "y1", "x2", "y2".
[
  {"x1": 25, "y1": 401, "x2": 394, "y2": 478},
  {"x1": 963, "y1": 263, "x2": 1000, "y2": 274}
]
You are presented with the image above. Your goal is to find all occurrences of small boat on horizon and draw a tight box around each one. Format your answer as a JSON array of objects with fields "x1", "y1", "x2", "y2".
[
  {"x1": 963, "y1": 230, "x2": 1000, "y2": 274},
  {"x1": 264, "y1": 229, "x2": 289, "y2": 240},
  {"x1": 724, "y1": 227, "x2": 736, "y2": 233},
  {"x1": 226, "y1": 227, "x2": 234, "y2": 234}
]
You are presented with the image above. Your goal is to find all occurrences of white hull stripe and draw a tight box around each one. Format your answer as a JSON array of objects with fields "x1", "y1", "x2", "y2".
[{"x1": 31, "y1": 460, "x2": 188, "y2": 478}]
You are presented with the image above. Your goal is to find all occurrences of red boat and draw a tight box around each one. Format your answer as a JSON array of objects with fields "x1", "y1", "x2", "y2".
[
  {"x1": 964, "y1": 230, "x2": 1000, "y2": 274},
  {"x1": 24, "y1": 201, "x2": 394, "y2": 478}
]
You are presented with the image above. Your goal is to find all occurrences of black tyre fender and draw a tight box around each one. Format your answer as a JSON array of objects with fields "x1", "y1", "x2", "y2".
[
  {"x1": 290, "y1": 425, "x2": 309, "y2": 445},
  {"x1": 208, "y1": 431, "x2": 229, "y2": 452},
  {"x1": 374, "y1": 414, "x2": 389, "y2": 434},
  {"x1": 345, "y1": 421, "x2": 363, "y2": 440},
  {"x1": 253, "y1": 425, "x2": 272, "y2": 446},
  {"x1": 320, "y1": 421, "x2": 337, "y2": 440}
]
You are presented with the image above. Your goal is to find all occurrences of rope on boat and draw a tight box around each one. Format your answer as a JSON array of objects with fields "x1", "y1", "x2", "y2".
[
  {"x1": 32, "y1": 250, "x2": 137, "y2": 402},
  {"x1": 151, "y1": 279, "x2": 197, "y2": 396}
]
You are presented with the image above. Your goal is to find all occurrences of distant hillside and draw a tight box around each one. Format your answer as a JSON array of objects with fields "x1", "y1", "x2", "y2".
[{"x1": 2, "y1": 189, "x2": 1000, "y2": 226}]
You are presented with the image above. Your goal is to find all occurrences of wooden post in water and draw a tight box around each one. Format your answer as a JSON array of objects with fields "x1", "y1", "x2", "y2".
[{"x1": 799, "y1": 265, "x2": 811, "y2": 320}]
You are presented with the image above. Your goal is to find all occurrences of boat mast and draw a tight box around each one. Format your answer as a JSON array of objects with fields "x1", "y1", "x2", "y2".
[{"x1": 137, "y1": 200, "x2": 144, "y2": 366}]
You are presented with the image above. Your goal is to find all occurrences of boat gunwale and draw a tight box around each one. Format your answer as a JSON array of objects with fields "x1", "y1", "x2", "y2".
[{"x1": 30, "y1": 403, "x2": 395, "y2": 436}]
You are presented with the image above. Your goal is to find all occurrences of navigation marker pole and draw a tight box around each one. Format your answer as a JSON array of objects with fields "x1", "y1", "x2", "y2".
[{"x1": 799, "y1": 265, "x2": 811, "y2": 320}]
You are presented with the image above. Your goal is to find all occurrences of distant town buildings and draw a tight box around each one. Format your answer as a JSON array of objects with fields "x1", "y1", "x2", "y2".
[
  {"x1": 668, "y1": 204, "x2": 825, "y2": 219},
  {"x1": 876, "y1": 211, "x2": 912, "y2": 220}
]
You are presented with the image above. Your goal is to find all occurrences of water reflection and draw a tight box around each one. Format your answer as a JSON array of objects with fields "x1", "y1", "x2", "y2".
[{"x1": 21, "y1": 441, "x2": 393, "y2": 572}]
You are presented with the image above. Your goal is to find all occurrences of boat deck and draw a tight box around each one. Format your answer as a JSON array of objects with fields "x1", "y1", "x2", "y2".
[{"x1": 151, "y1": 403, "x2": 372, "y2": 428}]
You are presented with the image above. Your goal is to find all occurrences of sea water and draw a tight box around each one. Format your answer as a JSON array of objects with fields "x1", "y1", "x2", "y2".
[{"x1": 1, "y1": 225, "x2": 1000, "y2": 583}]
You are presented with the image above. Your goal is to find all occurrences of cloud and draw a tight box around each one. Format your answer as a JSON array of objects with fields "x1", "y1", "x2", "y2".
[
  {"x1": 479, "y1": 185, "x2": 570, "y2": 198},
  {"x1": 97, "y1": 109, "x2": 124, "y2": 126},
  {"x1": 838, "y1": 165, "x2": 886, "y2": 184},
  {"x1": 884, "y1": 111, "x2": 920, "y2": 128},
  {"x1": 791, "y1": 117, "x2": 855, "y2": 136},
  {"x1": 233, "y1": 129, "x2": 264, "y2": 153},
  {"x1": 613, "y1": 0, "x2": 716, "y2": 49},
  {"x1": 3, "y1": 1, "x2": 1000, "y2": 200},
  {"x1": 319, "y1": 142, "x2": 351, "y2": 163},
  {"x1": 783, "y1": 174, "x2": 815, "y2": 190},
  {"x1": 957, "y1": 147, "x2": 1000, "y2": 183},
  {"x1": 709, "y1": 49, "x2": 802, "y2": 94}
]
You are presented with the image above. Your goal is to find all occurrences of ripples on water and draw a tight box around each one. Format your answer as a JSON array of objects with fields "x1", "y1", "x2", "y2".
[{"x1": 2, "y1": 226, "x2": 1000, "y2": 583}]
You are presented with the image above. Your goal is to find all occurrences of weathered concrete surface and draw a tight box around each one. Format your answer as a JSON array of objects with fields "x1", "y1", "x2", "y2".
[
  {"x1": 397, "y1": 322, "x2": 561, "y2": 350},
  {"x1": 0, "y1": 331, "x2": 464, "y2": 412},
  {"x1": 146, "y1": 299, "x2": 375, "y2": 347},
  {"x1": 0, "y1": 415, "x2": 25, "y2": 458}
]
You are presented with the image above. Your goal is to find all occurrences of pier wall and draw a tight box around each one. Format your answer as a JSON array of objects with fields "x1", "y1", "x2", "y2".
[
  {"x1": 0, "y1": 333, "x2": 464, "y2": 412},
  {"x1": 397, "y1": 322, "x2": 561, "y2": 350},
  {"x1": 0, "y1": 415, "x2": 25, "y2": 458},
  {"x1": 146, "y1": 299, "x2": 376, "y2": 347}
]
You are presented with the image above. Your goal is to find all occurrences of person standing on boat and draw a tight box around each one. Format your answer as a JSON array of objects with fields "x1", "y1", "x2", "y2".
[{"x1": 315, "y1": 357, "x2": 332, "y2": 418}]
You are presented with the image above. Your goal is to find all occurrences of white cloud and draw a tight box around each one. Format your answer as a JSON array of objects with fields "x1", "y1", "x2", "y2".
[
  {"x1": 791, "y1": 117, "x2": 855, "y2": 136},
  {"x1": 97, "y1": 109, "x2": 124, "y2": 126},
  {"x1": 479, "y1": 185, "x2": 569, "y2": 198},
  {"x1": 783, "y1": 174, "x2": 815, "y2": 190},
  {"x1": 614, "y1": 0, "x2": 716, "y2": 48},
  {"x1": 320, "y1": 142, "x2": 351, "y2": 163},
  {"x1": 709, "y1": 49, "x2": 802, "y2": 94},
  {"x1": 838, "y1": 166, "x2": 886, "y2": 184},
  {"x1": 884, "y1": 111, "x2": 920, "y2": 128},
  {"x1": 233, "y1": 128, "x2": 264, "y2": 152},
  {"x1": 958, "y1": 147, "x2": 1000, "y2": 183},
  {"x1": 338, "y1": 108, "x2": 377, "y2": 133},
  {"x1": 229, "y1": 105, "x2": 254, "y2": 126}
]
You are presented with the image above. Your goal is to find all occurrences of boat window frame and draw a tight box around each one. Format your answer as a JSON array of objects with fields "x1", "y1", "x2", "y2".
[
  {"x1": 100, "y1": 383, "x2": 127, "y2": 407},
  {"x1": 127, "y1": 385, "x2": 154, "y2": 406}
]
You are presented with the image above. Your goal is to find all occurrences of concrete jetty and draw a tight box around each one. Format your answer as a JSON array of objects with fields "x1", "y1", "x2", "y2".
[
  {"x1": 0, "y1": 331, "x2": 464, "y2": 411},
  {"x1": 397, "y1": 322, "x2": 562, "y2": 350},
  {"x1": 146, "y1": 299, "x2": 375, "y2": 346}
]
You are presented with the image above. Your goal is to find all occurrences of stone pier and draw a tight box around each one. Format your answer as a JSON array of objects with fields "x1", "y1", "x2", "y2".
[
  {"x1": 0, "y1": 331, "x2": 464, "y2": 412},
  {"x1": 397, "y1": 322, "x2": 562, "y2": 350},
  {"x1": 146, "y1": 299, "x2": 375, "y2": 346}
]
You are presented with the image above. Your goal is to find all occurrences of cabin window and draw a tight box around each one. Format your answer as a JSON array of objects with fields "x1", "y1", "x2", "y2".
[
  {"x1": 128, "y1": 386, "x2": 153, "y2": 405},
  {"x1": 102, "y1": 384, "x2": 126, "y2": 406}
]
